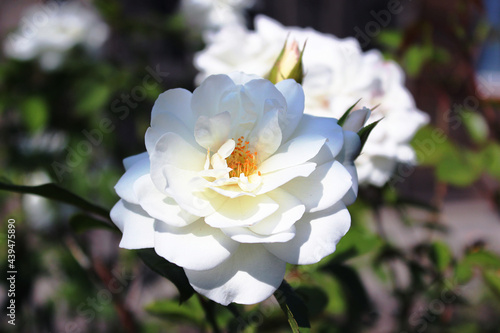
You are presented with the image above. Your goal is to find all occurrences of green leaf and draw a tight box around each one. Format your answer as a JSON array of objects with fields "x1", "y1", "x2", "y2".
[
  {"x1": 274, "y1": 280, "x2": 311, "y2": 333},
  {"x1": 403, "y1": 45, "x2": 432, "y2": 77},
  {"x1": 357, "y1": 119, "x2": 382, "y2": 152},
  {"x1": 430, "y1": 241, "x2": 453, "y2": 273},
  {"x1": 483, "y1": 269, "x2": 500, "y2": 300},
  {"x1": 21, "y1": 96, "x2": 48, "y2": 133},
  {"x1": 376, "y1": 30, "x2": 403, "y2": 49},
  {"x1": 135, "y1": 248, "x2": 194, "y2": 303},
  {"x1": 481, "y1": 143, "x2": 500, "y2": 181},
  {"x1": 321, "y1": 263, "x2": 371, "y2": 328},
  {"x1": 337, "y1": 98, "x2": 362, "y2": 127},
  {"x1": 70, "y1": 214, "x2": 119, "y2": 233},
  {"x1": 294, "y1": 286, "x2": 329, "y2": 318},
  {"x1": 462, "y1": 110, "x2": 489, "y2": 144},
  {"x1": 145, "y1": 298, "x2": 204, "y2": 325},
  {"x1": 411, "y1": 126, "x2": 451, "y2": 166},
  {"x1": 455, "y1": 250, "x2": 500, "y2": 284},
  {"x1": 76, "y1": 83, "x2": 111, "y2": 115},
  {"x1": 455, "y1": 261, "x2": 473, "y2": 284},
  {"x1": 436, "y1": 148, "x2": 482, "y2": 186},
  {"x1": 0, "y1": 181, "x2": 110, "y2": 219}
]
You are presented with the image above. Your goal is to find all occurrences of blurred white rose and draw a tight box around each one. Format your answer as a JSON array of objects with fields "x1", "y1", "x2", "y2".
[
  {"x1": 195, "y1": 15, "x2": 430, "y2": 187},
  {"x1": 3, "y1": 1, "x2": 109, "y2": 70},
  {"x1": 111, "y1": 72, "x2": 360, "y2": 305},
  {"x1": 180, "y1": 0, "x2": 254, "y2": 33}
]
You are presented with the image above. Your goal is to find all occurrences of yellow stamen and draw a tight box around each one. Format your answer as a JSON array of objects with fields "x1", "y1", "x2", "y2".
[{"x1": 227, "y1": 136, "x2": 258, "y2": 178}]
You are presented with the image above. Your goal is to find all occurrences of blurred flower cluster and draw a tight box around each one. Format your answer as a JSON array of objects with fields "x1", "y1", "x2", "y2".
[{"x1": 3, "y1": 1, "x2": 109, "y2": 70}]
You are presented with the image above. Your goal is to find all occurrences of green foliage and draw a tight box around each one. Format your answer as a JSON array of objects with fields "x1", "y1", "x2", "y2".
[
  {"x1": 462, "y1": 110, "x2": 489, "y2": 144},
  {"x1": 21, "y1": 96, "x2": 49, "y2": 133},
  {"x1": 430, "y1": 241, "x2": 453, "y2": 273},
  {"x1": 274, "y1": 281, "x2": 311, "y2": 333},
  {"x1": 358, "y1": 119, "x2": 382, "y2": 152},
  {"x1": 145, "y1": 298, "x2": 205, "y2": 326}
]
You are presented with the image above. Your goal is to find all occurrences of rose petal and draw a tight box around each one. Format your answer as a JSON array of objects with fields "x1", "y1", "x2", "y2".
[
  {"x1": 154, "y1": 219, "x2": 239, "y2": 271},
  {"x1": 274, "y1": 79, "x2": 305, "y2": 142},
  {"x1": 150, "y1": 132, "x2": 206, "y2": 193},
  {"x1": 191, "y1": 74, "x2": 236, "y2": 119},
  {"x1": 185, "y1": 244, "x2": 286, "y2": 305},
  {"x1": 249, "y1": 188, "x2": 305, "y2": 235},
  {"x1": 163, "y1": 165, "x2": 227, "y2": 216},
  {"x1": 289, "y1": 115, "x2": 344, "y2": 165},
  {"x1": 204, "y1": 194, "x2": 279, "y2": 228},
  {"x1": 336, "y1": 130, "x2": 361, "y2": 205},
  {"x1": 255, "y1": 162, "x2": 317, "y2": 195},
  {"x1": 123, "y1": 152, "x2": 148, "y2": 171},
  {"x1": 258, "y1": 135, "x2": 326, "y2": 174},
  {"x1": 110, "y1": 200, "x2": 155, "y2": 249},
  {"x1": 151, "y1": 88, "x2": 195, "y2": 130},
  {"x1": 248, "y1": 109, "x2": 282, "y2": 161},
  {"x1": 194, "y1": 111, "x2": 232, "y2": 151},
  {"x1": 145, "y1": 112, "x2": 196, "y2": 155},
  {"x1": 133, "y1": 175, "x2": 199, "y2": 227},
  {"x1": 281, "y1": 160, "x2": 352, "y2": 213},
  {"x1": 221, "y1": 225, "x2": 296, "y2": 243},
  {"x1": 115, "y1": 156, "x2": 150, "y2": 204},
  {"x1": 264, "y1": 202, "x2": 350, "y2": 265}
]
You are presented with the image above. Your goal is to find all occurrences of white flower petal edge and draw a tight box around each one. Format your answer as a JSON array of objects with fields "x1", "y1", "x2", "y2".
[
  {"x1": 185, "y1": 244, "x2": 286, "y2": 306},
  {"x1": 111, "y1": 73, "x2": 359, "y2": 305}
]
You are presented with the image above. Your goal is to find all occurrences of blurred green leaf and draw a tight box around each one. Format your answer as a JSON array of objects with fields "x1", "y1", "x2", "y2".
[
  {"x1": 481, "y1": 143, "x2": 500, "y2": 181},
  {"x1": 135, "y1": 248, "x2": 194, "y2": 303},
  {"x1": 462, "y1": 110, "x2": 489, "y2": 144},
  {"x1": 483, "y1": 269, "x2": 500, "y2": 300},
  {"x1": 70, "y1": 213, "x2": 119, "y2": 233},
  {"x1": 430, "y1": 241, "x2": 453, "y2": 273},
  {"x1": 0, "y1": 181, "x2": 110, "y2": 219},
  {"x1": 403, "y1": 45, "x2": 432, "y2": 77},
  {"x1": 376, "y1": 30, "x2": 403, "y2": 50},
  {"x1": 455, "y1": 250, "x2": 500, "y2": 284},
  {"x1": 274, "y1": 280, "x2": 311, "y2": 333},
  {"x1": 411, "y1": 126, "x2": 452, "y2": 166},
  {"x1": 321, "y1": 263, "x2": 371, "y2": 329},
  {"x1": 145, "y1": 298, "x2": 204, "y2": 325},
  {"x1": 77, "y1": 83, "x2": 111, "y2": 114},
  {"x1": 21, "y1": 96, "x2": 48, "y2": 133},
  {"x1": 436, "y1": 148, "x2": 482, "y2": 186},
  {"x1": 455, "y1": 261, "x2": 474, "y2": 284},
  {"x1": 295, "y1": 286, "x2": 329, "y2": 318}
]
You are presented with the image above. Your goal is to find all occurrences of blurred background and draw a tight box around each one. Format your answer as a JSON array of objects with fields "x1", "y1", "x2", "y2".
[{"x1": 1, "y1": 0, "x2": 500, "y2": 332}]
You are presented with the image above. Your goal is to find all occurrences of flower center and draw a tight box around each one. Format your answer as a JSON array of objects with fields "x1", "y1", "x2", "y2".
[{"x1": 227, "y1": 136, "x2": 259, "y2": 178}]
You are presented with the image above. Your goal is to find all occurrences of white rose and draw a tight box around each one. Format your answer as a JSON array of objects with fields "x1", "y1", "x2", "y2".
[
  {"x1": 195, "y1": 15, "x2": 429, "y2": 187},
  {"x1": 3, "y1": 1, "x2": 109, "y2": 70},
  {"x1": 180, "y1": 0, "x2": 255, "y2": 33},
  {"x1": 111, "y1": 72, "x2": 360, "y2": 305}
]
